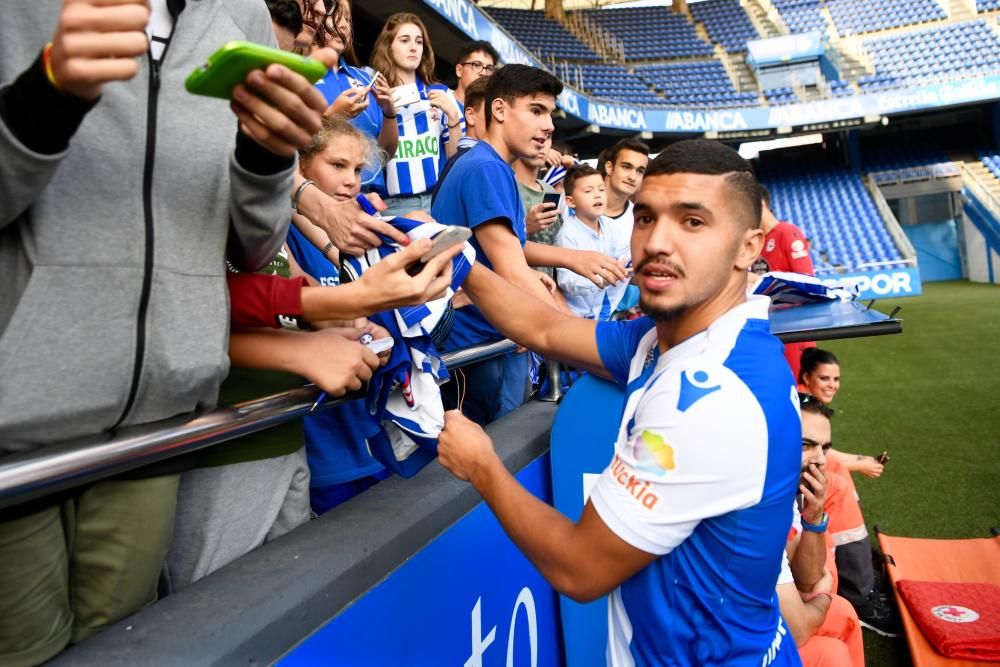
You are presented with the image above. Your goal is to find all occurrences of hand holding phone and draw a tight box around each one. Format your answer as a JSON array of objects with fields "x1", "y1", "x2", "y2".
[
  {"x1": 542, "y1": 192, "x2": 563, "y2": 210},
  {"x1": 185, "y1": 41, "x2": 327, "y2": 99},
  {"x1": 406, "y1": 226, "x2": 472, "y2": 276},
  {"x1": 876, "y1": 451, "x2": 889, "y2": 465}
]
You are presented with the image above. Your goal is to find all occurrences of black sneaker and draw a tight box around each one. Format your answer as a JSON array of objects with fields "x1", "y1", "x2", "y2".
[{"x1": 856, "y1": 590, "x2": 903, "y2": 638}]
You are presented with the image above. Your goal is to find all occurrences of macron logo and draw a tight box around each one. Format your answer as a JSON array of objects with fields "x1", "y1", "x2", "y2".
[{"x1": 677, "y1": 370, "x2": 720, "y2": 412}]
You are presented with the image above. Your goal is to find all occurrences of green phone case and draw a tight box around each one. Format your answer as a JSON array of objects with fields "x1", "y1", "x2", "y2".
[{"x1": 185, "y1": 41, "x2": 327, "y2": 99}]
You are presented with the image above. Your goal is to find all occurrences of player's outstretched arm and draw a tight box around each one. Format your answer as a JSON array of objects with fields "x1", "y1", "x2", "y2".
[
  {"x1": 438, "y1": 411, "x2": 656, "y2": 601},
  {"x1": 464, "y1": 262, "x2": 609, "y2": 378}
]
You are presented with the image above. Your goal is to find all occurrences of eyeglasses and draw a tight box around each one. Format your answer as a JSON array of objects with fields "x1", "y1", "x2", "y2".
[{"x1": 460, "y1": 61, "x2": 495, "y2": 74}]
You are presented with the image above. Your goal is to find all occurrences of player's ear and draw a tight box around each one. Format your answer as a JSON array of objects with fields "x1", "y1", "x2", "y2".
[
  {"x1": 735, "y1": 226, "x2": 765, "y2": 271},
  {"x1": 490, "y1": 97, "x2": 505, "y2": 125}
]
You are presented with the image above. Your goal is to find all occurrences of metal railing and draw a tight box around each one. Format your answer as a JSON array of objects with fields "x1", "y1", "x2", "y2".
[
  {"x1": 863, "y1": 174, "x2": 919, "y2": 261},
  {"x1": 0, "y1": 340, "x2": 519, "y2": 511}
]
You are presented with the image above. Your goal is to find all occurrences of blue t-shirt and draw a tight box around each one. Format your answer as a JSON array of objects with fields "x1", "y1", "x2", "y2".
[
  {"x1": 431, "y1": 140, "x2": 526, "y2": 350},
  {"x1": 592, "y1": 297, "x2": 802, "y2": 667},
  {"x1": 284, "y1": 225, "x2": 386, "y2": 487},
  {"x1": 314, "y1": 60, "x2": 386, "y2": 194}
]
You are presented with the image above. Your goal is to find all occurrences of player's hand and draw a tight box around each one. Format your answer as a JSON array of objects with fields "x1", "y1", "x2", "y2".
[
  {"x1": 438, "y1": 410, "x2": 499, "y2": 482},
  {"x1": 231, "y1": 50, "x2": 335, "y2": 157},
  {"x1": 47, "y1": 0, "x2": 151, "y2": 101},
  {"x1": 428, "y1": 89, "x2": 460, "y2": 127},
  {"x1": 854, "y1": 455, "x2": 884, "y2": 479},
  {"x1": 525, "y1": 202, "x2": 559, "y2": 235},
  {"x1": 798, "y1": 462, "x2": 827, "y2": 525},
  {"x1": 290, "y1": 329, "x2": 379, "y2": 396},
  {"x1": 325, "y1": 86, "x2": 369, "y2": 119},
  {"x1": 569, "y1": 250, "x2": 629, "y2": 287},
  {"x1": 310, "y1": 194, "x2": 410, "y2": 256},
  {"x1": 356, "y1": 238, "x2": 458, "y2": 310}
]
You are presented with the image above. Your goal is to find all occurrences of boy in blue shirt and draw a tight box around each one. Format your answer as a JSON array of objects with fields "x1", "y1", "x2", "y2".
[{"x1": 431, "y1": 65, "x2": 563, "y2": 425}]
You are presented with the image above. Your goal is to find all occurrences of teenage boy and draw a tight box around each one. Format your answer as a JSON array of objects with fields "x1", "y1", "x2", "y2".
[
  {"x1": 603, "y1": 137, "x2": 650, "y2": 226},
  {"x1": 453, "y1": 40, "x2": 499, "y2": 108},
  {"x1": 555, "y1": 165, "x2": 631, "y2": 320},
  {"x1": 432, "y1": 64, "x2": 564, "y2": 425},
  {"x1": 458, "y1": 75, "x2": 490, "y2": 148},
  {"x1": 438, "y1": 140, "x2": 803, "y2": 665}
]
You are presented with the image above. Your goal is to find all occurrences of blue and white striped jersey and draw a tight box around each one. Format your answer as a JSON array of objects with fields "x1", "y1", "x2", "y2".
[
  {"x1": 592, "y1": 297, "x2": 803, "y2": 667},
  {"x1": 382, "y1": 78, "x2": 463, "y2": 198}
]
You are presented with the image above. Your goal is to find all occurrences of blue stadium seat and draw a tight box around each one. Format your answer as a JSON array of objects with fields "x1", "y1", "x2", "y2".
[
  {"x1": 761, "y1": 161, "x2": 906, "y2": 273},
  {"x1": 582, "y1": 7, "x2": 714, "y2": 60},
  {"x1": 484, "y1": 8, "x2": 600, "y2": 61},
  {"x1": 689, "y1": 0, "x2": 760, "y2": 53}
]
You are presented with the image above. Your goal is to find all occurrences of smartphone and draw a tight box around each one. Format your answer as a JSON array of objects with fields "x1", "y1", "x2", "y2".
[
  {"x1": 406, "y1": 226, "x2": 472, "y2": 276},
  {"x1": 542, "y1": 192, "x2": 562, "y2": 210},
  {"x1": 185, "y1": 41, "x2": 328, "y2": 99},
  {"x1": 876, "y1": 451, "x2": 890, "y2": 465},
  {"x1": 364, "y1": 337, "x2": 395, "y2": 354},
  {"x1": 391, "y1": 83, "x2": 422, "y2": 108}
]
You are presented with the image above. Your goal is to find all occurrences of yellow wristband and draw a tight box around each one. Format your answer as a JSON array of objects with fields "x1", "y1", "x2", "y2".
[{"x1": 42, "y1": 42, "x2": 61, "y2": 91}]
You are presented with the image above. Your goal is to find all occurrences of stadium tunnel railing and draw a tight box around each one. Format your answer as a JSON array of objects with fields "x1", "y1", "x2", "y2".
[{"x1": 0, "y1": 339, "x2": 520, "y2": 512}]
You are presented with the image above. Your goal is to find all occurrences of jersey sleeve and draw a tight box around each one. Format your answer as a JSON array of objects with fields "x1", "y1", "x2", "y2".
[
  {"x1": 227, "y1": 272, "x2": 309, "y2": 329},
  {"x1": 594, "y1": 317, "x2": 655, "y2": 387},
  {"x1": 460, "y1": 161, "x2": 520, "y2": 232},
  {"x1": 781, "y1": 225, "x2": 815, "y2": 275},
  {"x1": 589, "y1": 361, "x2": 771, "y2": 555}
]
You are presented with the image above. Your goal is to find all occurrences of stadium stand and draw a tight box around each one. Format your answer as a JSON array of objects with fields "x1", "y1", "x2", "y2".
[
  {"x1": 979, "y1": 0, "x2": 1000, "y2": 11},
  {"x1": 864, "y1": 146, "x2": 961, "y2": 185},
  {"x1": 772, "y1": 0, "x2": 827, "y2": 34},
  {"x1": 762, "y1": 161, "x2": 907, "y2": 273},
  {"x1": 689, "y1": 0, "x2": 761, "y2": 52},
  {"x1": 826, "y1": 0, "x2": 947, "y2": 35},
  {"x1": 858, "y1": 20, "x2": 1000, "y2": 91},
  {"x1": 981, "y1": 152, "x2": 1000, "y2": 181},
  {"x1": 483, "y1": 7, "x2": 599, "y2": 61},
  {"x1": 829, "y1": 79, "x2": 854, "y2": 96},
  {"x1": 763, "y1": 86, "x2": 798, "y2": 105},
  {"x1": 579, "y1": 63, "x2": 664, "y2": 104},
  {"x1": 634, "y1": 60, "x2": 759, "y2": 107},
  {"x1": 582, "y1": 6, "x2": 714, "y2": 59}
]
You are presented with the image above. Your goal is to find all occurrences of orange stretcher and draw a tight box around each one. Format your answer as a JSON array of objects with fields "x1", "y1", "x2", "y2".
[{"x1": 877, "y1": 529, "x2": 1000, "y2": 666}]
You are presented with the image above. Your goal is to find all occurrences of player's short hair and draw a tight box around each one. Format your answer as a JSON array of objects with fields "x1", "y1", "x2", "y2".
[
  {"x1": 484, "y1": 65, "x2": 562, "y2": 129},
  {"x1": 605, "y1": 137, "x2": 650, "y2": 169},
  {"x1": 759, "y1": 184, "x2": 772, "y2": 207},
  {"x1": 563, "y1": 164, "x2": 602, "y2": 195},
  {"x1": 457, "y1": 40, "x2": 500, "y2": 66},
  {"x1": 799, "y1": 392, "x2": 834, "y2": 419},
  {"x1": 644, "y1": 139, "x2": 762, "y2": 229},
  {"x1": 464, "y1": 76, "x2": 491, "y2": 112}
]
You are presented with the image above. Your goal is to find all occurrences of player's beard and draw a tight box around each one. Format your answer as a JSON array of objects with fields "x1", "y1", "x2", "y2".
[{"x1": 639, "y1": 297, "x2": 688, "y2": 323}]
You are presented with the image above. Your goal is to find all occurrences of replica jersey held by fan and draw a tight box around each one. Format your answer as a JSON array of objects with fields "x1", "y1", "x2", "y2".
[
  {"x1": 382, "y1": 78, "x2": 460, "y2": 198},
  {"x1": 591, "y1": 297, "x2": 803, "y2": 666}
]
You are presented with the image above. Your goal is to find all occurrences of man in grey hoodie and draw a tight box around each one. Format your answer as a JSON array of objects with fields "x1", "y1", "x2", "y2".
[{"x1": 0, "y1": 0, "x2": 333, "y2": 663}]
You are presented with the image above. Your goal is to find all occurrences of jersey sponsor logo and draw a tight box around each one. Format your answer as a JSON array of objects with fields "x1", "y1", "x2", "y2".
[
  {"x1": 610, "y1": 454, "x2": 659, "y2": 509},
  {"x1": 931, "y1": 605, "x2": 980, "y2": 623},
  {"x1": 677, "y1": 369, "x2": 721, "y2": 412},
  {"x1": 636, "y1": 430, "x2": 676, "y2": 473},
  {"x1": 396, "y1": 135, "x2": 440, "y2": 159}
]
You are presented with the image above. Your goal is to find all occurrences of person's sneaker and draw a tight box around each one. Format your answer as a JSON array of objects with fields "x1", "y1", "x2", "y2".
[{"x1": 856, "y1": 590, "x2": 903, "y2": 637}]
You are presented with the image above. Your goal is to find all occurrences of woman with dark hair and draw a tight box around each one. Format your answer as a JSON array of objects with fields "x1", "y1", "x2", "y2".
[
  {"x1": 798, "y1": 348, "x2": 885, "y2": 482},
  {"x1": 370, "y1": 13, "x2": 463, "y2": 217}
]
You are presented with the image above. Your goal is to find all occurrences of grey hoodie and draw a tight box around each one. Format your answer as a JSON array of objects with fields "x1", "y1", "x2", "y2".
[{"x1": 0, "y1": 0, "x2": 294, "y2": 453}]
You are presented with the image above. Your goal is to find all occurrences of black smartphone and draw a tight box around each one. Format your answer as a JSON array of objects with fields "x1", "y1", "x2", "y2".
[
  {"x1": 876, "y1": 451, "x2": 890, "y2": 465},
  {"x1": 542, "y1": 192, "x2": 562, "y2": 210}
]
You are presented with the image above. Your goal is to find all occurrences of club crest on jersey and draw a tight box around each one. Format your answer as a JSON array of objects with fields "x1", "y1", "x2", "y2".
[
  {"x1": 766, "y1": 238, "x2": 776, "y2": 252},
  {"x1": 677, "y1": 370, "x2": 721, "y2": 412},
  {"x1": 931, "y1": 605, "x2": 980, "y2": 623}
]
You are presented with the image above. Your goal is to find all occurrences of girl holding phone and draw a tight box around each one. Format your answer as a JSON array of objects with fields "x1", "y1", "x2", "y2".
[{"x1": 370, "y1": 13, "x2": 464, "y2": 217}]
